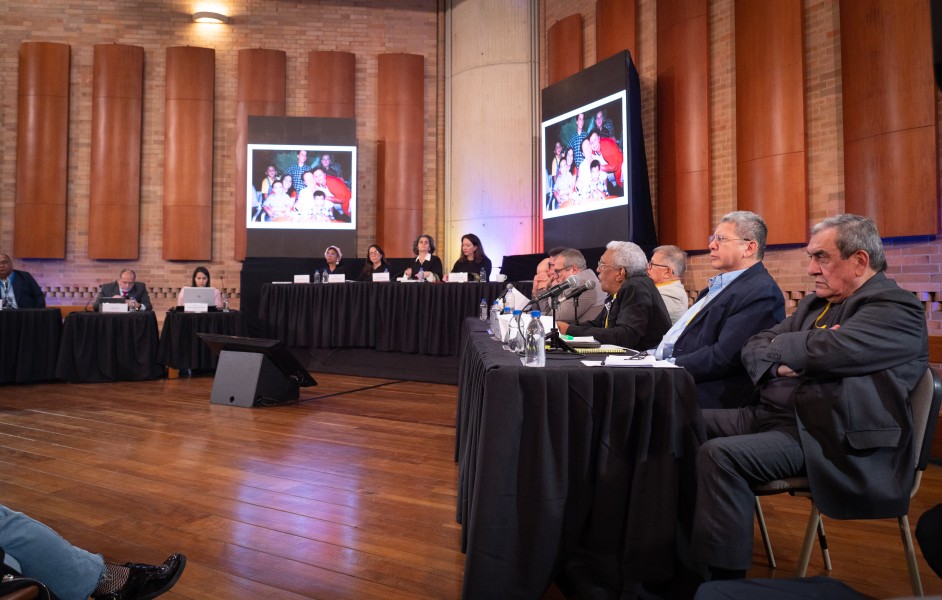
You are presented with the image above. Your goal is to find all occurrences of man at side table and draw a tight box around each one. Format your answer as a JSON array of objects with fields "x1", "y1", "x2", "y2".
[
  {"x1": 94, "y1": 269, "x2": 152, "y2": 312},
  {"x1": 0, "y1": 253, "x2": 45, "y2": 308}
]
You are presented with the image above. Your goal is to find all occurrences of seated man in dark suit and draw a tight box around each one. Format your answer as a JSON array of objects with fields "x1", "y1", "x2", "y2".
[
  {"x1": 94, "y1": 268, "x2": 152, "y2": 311},
  {"x1": 0, "y1": 253, "x2": 45, "y2": 308},
  {"x1": 652, "y1": 211, "x2": 785, "y2": 408},
  {"x1": 557, "y1": 241, "x2": 671, "y2": 350},
  {"x1": 691, "y1": 214, "x2": 928, "y2": 581}
]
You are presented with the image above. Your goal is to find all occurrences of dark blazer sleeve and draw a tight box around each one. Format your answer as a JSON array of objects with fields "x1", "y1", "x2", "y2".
[
  {"x1": 93, "y1": 282, "x2": 117, "y2": 311},
  {"x1": 427, "y1": 255, "x2": 444, "y2": 280},
  {"x1": 126, "y1": 282, "x2": 152, "y2": 311},
  {"x1": 12, "y1": 270, "x2": 45, "y2": 308},
  {"x1": 567, "y1": 279, "x2": 669, "y2": 349}
]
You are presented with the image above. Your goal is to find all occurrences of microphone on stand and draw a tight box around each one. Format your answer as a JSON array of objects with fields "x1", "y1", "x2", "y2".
[
  {"x1": 534, "y1": 275, "x2": 580, "y2": 302},
  {"x1": 563, "y1": 279, "x2": 596, "y2": 300},
  {"x1": 498, "y1": 283, "x2": 514, "y2": 304},
  {"x1": 85, "y1": 284, "x2": 102, "y2": 312}
]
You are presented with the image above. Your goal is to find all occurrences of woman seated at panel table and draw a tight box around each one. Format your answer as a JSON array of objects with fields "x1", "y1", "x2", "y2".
[
  {"x1": 324, "y1": 245, "x2": 345, "y2": 275},
  {"x1": 446, "y1": 233, "x2": 492, "y2": 282},
  {"x1": 176, "y1": 266, "x2": 224, "y2": 309},
  {"x1": 358, "y1": 244, "x2": 391, "y2": 281},
  {"x1": 402, "y1": 233, "x2": 444, "y2": 282}
]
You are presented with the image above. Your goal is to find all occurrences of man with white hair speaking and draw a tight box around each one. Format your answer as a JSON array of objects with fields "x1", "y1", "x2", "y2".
[{"x1": 558, "y1": 241, "x2": 670, "y2": 350}]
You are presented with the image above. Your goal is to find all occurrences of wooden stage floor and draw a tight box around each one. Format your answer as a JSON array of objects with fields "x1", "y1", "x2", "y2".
[{"x1": 0, "y1": 373, "x2": 939, "y2": 599}]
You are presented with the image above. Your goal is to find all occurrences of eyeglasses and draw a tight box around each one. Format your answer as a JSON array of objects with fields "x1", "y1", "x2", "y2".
[
  {"x1": 647, "y1": 261, "x2": 670, "y2": 270},
  {"x1": 597, "y1": 261, "x2": 623, "y2": 272},
  {"x1": 552, "y1": 266, "x2": 572, "y2": 276},
  {"x1": 708, "y1": 234, "x2": 750, "y2": 245}
]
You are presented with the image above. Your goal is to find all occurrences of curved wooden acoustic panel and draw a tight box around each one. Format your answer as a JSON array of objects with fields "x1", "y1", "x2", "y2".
[
  {"x1": 377, "y1": 53, "x2": 424, "y2": 257},
  {"x1": 308, "y1": 51, "x2": 355, "y2": 118},
  {"x1": 163, "y1": 46, "x2": 215, "y2": 261},
  {"x1": 841, "y1": 0, "x2": 937, "y2": 237},
  {"x1": 548, "y1": 14, "x2": 583, "y2": 85},
  {"x1": 15, "y1": 42, "x2": 70, "y2": 259},
  {"x1": 88, "y1": 44, "x2": 144, "y2": 259},
  {"x1": 234, "y1": 49, "x2": 287, "y2": 260},
  {"x1": 596, "y1": 0, "x2": 637, "y2": 64},
  {"x1": 656, "y1": 0, "x2": 710, "y2": 250},
  {"x1": 735, "y1": 0, "x2": 806, "y2": 245}
]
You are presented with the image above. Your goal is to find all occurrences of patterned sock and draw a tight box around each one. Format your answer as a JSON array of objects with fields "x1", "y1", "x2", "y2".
[{"x1": 92, "y1": 563, "x2": 130, "y2": 597}]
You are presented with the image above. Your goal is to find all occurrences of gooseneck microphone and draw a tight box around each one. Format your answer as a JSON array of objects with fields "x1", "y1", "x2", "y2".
[
  {"x1": 563, "y1": 278, "x2": 596, "y2": 300},
  {"x1": 534, "y1": 275, "x2": 580, "y2": 301}
]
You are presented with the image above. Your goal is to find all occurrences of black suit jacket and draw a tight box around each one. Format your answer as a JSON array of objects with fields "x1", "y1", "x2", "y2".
[
  {"x1": 94, "y1": 281, "x2": 152, "y2": 311},
  {"x1": 742, "y1": 272, "x2": 928, "y2": 519},
  {"x1": 9, "y1": 270, "x2": 45, "y2": 308},
  {"x1": 566, "y1": 276, "x2": 671, "y2": 350},
  {"x1": 672, "y1": 262, "x2": 784, "y2": 409}
]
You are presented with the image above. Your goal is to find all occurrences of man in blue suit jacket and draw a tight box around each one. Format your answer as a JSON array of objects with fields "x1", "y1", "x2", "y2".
[
  {"x1": 0, "y1": 253, "x2": 45, "y2": 309},
  {"x1": 653, "y1": 211, "x2": 784, "y2": 408}
]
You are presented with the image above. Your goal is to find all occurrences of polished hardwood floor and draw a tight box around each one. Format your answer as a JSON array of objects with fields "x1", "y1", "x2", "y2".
[{"x1": 0, "y1": 373, "x2": 939, "y2": 599}]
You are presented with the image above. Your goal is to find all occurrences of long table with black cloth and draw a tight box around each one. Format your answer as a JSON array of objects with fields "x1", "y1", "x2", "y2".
[
  {"x1": 0, "y1": 308, "x2": 61, "y2": 383},
  {"x1": 259, "y1": 281, "x2": 506, "y2": 356},
  {"x1": 455, "y1": 318, "x2": 706, "y2": 599},
  {"x1": 157, "y1": 310, "x2": 247, "y2": 371},
  {"x1": 55, "y1": 311, "x2": 164, "y2": 383}
]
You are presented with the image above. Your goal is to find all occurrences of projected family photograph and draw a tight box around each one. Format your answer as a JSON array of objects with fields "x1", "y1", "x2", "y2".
[
  {"x1": 541, "y1": 91, "x2": 627, "y2": 219},
  {"x1": 246, "y1": 144, "x2": 357, "y2": 230}
]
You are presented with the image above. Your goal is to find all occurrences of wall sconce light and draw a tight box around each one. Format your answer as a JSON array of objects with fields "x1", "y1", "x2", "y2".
[{"x1": 192, "y1": 11, "x2": 229, "y2": 24}]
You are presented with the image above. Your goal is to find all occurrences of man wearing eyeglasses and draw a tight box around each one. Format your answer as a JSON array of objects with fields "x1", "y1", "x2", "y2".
[
  {"x1": 690, "y1": 214, "x2": 927, "y2": 582},
  {"x1": 539, "y1": 248, "x2": 606, "y2": 324},
  {"x1": 646, "y1": 245, "x2": 688, "y2": 324},
  {"x1": 557, "y1": 241, "x2": 670, "y2": 350},
  {"x1": 652, "y1": 211, "x2": 785, "y2": 409}
]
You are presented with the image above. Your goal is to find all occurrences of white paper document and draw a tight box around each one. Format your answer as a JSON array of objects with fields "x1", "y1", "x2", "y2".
[{"x1": 582, "y1": 354, "x2": 679, "y2": 368}]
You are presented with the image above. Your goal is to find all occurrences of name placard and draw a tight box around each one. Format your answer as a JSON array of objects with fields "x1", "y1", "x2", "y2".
[
  {"x1": 372, "y1": 272, "x2": 390, "y2": 282},
  {"x1": 183, "y1": 302, "x2": 209, "y2": 313},
  {"x1": 102, "y1": 302, "x2": 129, "y2": 313},
  {"x1": 294, "y1": 274, "x2": 311, "y2": 283},
  {"x1": 449, "y1": 272, "x2": 469, "y2": 283},
  {"x1": 328, "y1": 274, "x2": 346, "y2": 283}
]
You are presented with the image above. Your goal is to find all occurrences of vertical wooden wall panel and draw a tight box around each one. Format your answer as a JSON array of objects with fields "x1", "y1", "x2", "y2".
[
  {"x1": 163, "y1": 46, "x2": 214, "y2": 261},
  {"x1": 841, "y1": 0, "x2": 937, "y2": 237},
  {"x1": 234, "y1": 49, "x2": 287, "y2": 260},
  {"x1": 735, "y1": 0, "x2": 806, "y2": 245},
  {"x1": 596, "y1": 0, "x2": 637, "y2": 64},
  {"x1": 88, "y1": 44, "x2": 144, "y2": 259},
  {"x1": 547, "y1": 14, "x2": 583, "y2": 85},
  {"x1": 14, "y1": 42, "x2": 70, "y2": 258},
  {"x1": 307, "y1": 51, "x2": 356, "y2": 118},
  {"x1": 377, "y1": 53, "x2": 424, "y2": 256},
  {"x1": 656, "y1": 0, "x2": 710, "y2": 250}
]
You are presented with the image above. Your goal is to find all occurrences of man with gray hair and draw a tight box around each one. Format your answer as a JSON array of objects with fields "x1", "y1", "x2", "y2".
[
  {"x1": 557, "y1": 241, "x2": 670, "y2": 350},
  {"x1": 94, "y1": 268, "x2": 152, "y2": 311},
  {"x1": 540, "y1": 248, "x2": 606, "y2": 324},
  {"x1": 646, "y1": 244, "x2": 688, "y2": 324},
  {"x1": 652, "y1": 210, "x2": 785, "y2": 409},
  {"x1": 690, "y1": 214, "x2": 927, "y2": 580}
]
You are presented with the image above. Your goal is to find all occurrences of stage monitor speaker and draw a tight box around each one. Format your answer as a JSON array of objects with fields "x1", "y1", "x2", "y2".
[{"x1": 197, "y1": 333, "x2": 317, "y2": 407}]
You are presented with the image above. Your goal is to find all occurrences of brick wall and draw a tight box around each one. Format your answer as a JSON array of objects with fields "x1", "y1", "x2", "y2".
[{"x1": 0, "y1": 0, "x2": 442, "y2": 312}]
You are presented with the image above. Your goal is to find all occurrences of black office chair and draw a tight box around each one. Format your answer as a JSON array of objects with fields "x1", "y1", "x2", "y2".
[{"x1": 751, "y1": 367, "x2": 942, "y2": 596}]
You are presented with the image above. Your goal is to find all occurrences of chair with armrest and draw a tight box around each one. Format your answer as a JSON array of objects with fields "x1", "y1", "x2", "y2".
[{"x1": 751, "y1": 367, "x2": 942, "y2": 596}]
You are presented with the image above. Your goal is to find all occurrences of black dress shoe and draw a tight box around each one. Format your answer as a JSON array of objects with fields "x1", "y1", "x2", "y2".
[{"x1": 95, "y1": 554, "x2": 186, "y2": 600}]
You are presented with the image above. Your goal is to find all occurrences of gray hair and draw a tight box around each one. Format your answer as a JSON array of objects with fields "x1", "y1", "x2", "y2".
[
  {"x1": 652, "y1": 245, "x2": 687, "y2": 278},
  {"x1": 606, "y1": 241, "x2": 648, "y2": 277},
  {"x1": 119, "y1": 268, "x2": 136, "y2": 279},
  {"x1": 811, "y1": 214, "x2": 887, "y2": 272},
  {"x1": 720, "y1": 211, "x2": 768, "y2": 259},
  {"x1": 555, "y1": 248, "x2": 587, "y2": 270}
]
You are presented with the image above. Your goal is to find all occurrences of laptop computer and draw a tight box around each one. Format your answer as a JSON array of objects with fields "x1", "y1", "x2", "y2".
[{"x1": 181, "y1": 287, "x2": 217, "y2": 307}]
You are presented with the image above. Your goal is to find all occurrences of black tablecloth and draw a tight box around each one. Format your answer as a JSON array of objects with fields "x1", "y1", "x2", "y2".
[
  {"x1": 0, "y1": 308, "x2": 61, "y2": 383},
  {"x1": 455, "y1": 318, "x2": 705, "y2": 599},
  {"x1": 260, "y1": 281, "x2": 505, "y2": 356},
  {"x1": 55, "y1": 312, "x2": 163, "y2": 383},
  {"x1": 157, "y1": 310, "x2": 247, "y2": 370}
]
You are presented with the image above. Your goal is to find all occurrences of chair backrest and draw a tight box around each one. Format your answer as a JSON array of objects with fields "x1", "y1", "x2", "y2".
[{"x1": 911, "y1": 367, "x2": 942, "y2": 472}]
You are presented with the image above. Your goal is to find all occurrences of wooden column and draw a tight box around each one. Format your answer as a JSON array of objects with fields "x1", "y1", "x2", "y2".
[
  {"x1": 234, "y1": 49, "x2": 287, "y2": 260},
  {"x1": 547, "y1": 14, "x2": 583, "y2": 85},
  {"x1": 841, "y1": 0, "x2": 937, "y2": 237},
  {"x1": 307, "y1": 51, "x2": 355, "y2": 118},
  {"x1": 735, "y1": 0, "x2": 806, "y2": 245},
  {"x1": 656, "y1": 0, "x2": 710, "y2": 250},
  {"x1": 596, "y1": 0, "x2": 637, "y2": 64},
  {"x1": 377, "y1": 53, "x2": 424, "y2": 256},
  {"x1": 163, "y1": 46, "x2": 215, "y2": 261},
  {"x1": 15, "y1": 42, "x2": 70, "y2": 259},
  {"x1": 88, "y1": 44, "x2": 144, "y2": 259}
]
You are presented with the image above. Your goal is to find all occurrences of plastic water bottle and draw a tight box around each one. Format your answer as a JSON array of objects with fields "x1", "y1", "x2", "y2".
[
  {"x1": 524, "y1": 310, "x2": 546, "y2": 367},
  {"x1": 322, "y1": 268, "x2": 329, "y2": 283},
  {"x1": 507, "y1": 309, "x2": 523, "y2": 351},
  {"x1": 417, "y1": 267, "x2": 425, "y2": 282},
  {"x1": 489, "y1": 301, "x2": 501, "y2": 332},
  {"x1": 222, "y1": 293, "x2": 230, "y2": 313},
  {"x1": 479, "y1": 298, "x2": 488, "y2": 320},
  {"x1": 479, "y1": 267, "x2": 487, "y2": 282},
  {"x1": 313, "y1": 270, "x2": 321, "y2": 284}
]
